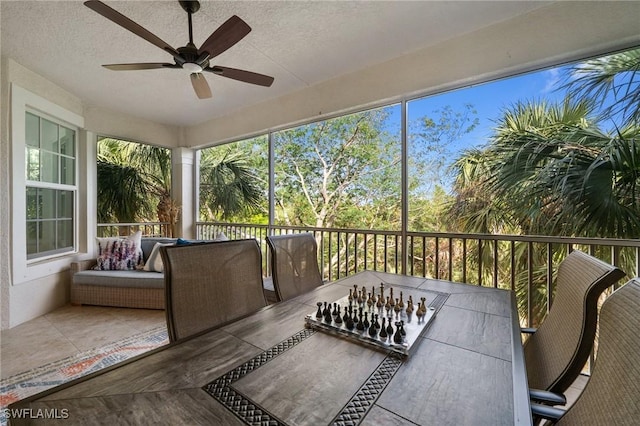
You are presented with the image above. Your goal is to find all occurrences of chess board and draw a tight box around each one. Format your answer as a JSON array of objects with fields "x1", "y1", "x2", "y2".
[{"x1": 305, "y1": 282, "x2": 447, "y2": 358}]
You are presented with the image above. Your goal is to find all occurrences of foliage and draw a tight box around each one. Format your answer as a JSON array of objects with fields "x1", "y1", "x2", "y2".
[
  {"x1": 449, "y1": 97, "x2": 640, "y2": 238},
  {"x1": 97, "y1": 138, "x2": 172, "y2": 224},
  {"x1": 199, "y1": 147, "x2": 266, "y2": 220},
  {"x1": 562, "y1": 48, "x2": 640, "y2": 127}
]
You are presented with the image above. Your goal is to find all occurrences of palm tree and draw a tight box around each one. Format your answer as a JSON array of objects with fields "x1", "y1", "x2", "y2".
[
  {"x1": 451, "y1": 97, "x2": 640, "y2": 238},
  {"x1": 562, "y1": 48, "x2": 640, "y2": 127},
  {"x1": 198, "y1": 149, "x2": 264, "y2": 220},
  {"x1": 98, "y1": 138, "x2": 263, "y2": 235}
]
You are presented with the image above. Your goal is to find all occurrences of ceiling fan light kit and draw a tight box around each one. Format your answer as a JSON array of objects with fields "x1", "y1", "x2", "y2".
[{"x1": 84, "y1": 0, "x2": 274, "y2": 99}]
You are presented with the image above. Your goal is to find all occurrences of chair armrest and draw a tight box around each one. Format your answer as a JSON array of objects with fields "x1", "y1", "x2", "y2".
[
  {"x1": 529, "y1": 388, "x2": 567, "y2": 405},
  {"x1": 531, "y1": 402, "x2": 566, "y2": 422},
  {"x1": 521, "y1": 327, "x2": 537, "y2": 334},
  {"x1": 70, "y1": 259, "x2": 97, "y2": 273}
]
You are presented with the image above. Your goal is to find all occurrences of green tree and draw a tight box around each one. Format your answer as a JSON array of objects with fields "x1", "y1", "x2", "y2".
[
  {"x1": 198, "y1": 140, "x2": 265, "y2": 221},
  {"x1": 562, "y1": 48, "x2": 640, "y2": 127}
]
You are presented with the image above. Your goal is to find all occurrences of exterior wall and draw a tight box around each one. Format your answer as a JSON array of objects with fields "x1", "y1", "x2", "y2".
[{"x1": 185, "y1": 1, "x2": 640, "y2": 148}]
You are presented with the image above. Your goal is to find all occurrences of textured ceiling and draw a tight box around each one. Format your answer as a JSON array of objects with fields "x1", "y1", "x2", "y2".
[{"x1": 1, "y1": 1, "x2": 550, "y2": 127}]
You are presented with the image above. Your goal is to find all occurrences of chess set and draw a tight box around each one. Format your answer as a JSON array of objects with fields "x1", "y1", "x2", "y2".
[{"x1": 305, "y1": 282, "x2": 440, "y2": 358}]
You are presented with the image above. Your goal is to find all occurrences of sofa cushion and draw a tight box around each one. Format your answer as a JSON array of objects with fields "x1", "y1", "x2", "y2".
[
  {"x1": 73, "y1": 270, "x2": 165, "y2": 289},
  {"x1": 140, "y1": 238, "x2": 177, "y2": 261},
  {"x1": 143, "y1": 242, "x2": 173, "y2": 272}
]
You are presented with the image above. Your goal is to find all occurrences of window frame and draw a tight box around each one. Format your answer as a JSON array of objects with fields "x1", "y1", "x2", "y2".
[{"x1": 11, "y1": 84, "x2": 84, "y2": 284}]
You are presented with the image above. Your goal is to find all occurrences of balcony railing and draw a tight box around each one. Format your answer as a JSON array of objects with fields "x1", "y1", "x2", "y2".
[
  {"x1": 197, "y1": 221, "x2": 640, "y2": 328},
  {"x1": 97, "y1": 222, "x2": 171, "y2": 238}
]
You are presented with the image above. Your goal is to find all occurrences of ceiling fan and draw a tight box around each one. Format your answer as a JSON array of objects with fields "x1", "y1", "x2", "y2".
[{"x1": 84, "y1": 0, "x2": 274, "y2": 99}]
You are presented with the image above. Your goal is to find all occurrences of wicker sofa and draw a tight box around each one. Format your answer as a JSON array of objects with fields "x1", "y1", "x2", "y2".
[{"x1": 70, "y1": 237, "x2": 176, "y2": 309}]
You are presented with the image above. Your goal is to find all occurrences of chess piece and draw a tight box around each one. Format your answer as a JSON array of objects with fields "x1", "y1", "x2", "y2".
[
  {"x1": 416, "y1": 297, "x2": 426, "y2": 317},
  {"x1": 419, "y1": 297, "x2": 427, "y2": 315},
  {"x1": 405, "y1": 298, "x2": 413, "y2": 315},
  {"x1": 371, "y1": 286, "x2": 377, "y2": 305},
  {"x1": 346, "y1": 315, "x2": 355, "y2": 330},
  {"x1": 385, "y1": 296, "x2": 391, "y2": 313},
  {"x1": 334, "y1": 305, "x2": 343, "y2": 324},
  {"x1": 386, "y1": 316, "x2": 394, "y2": 335},
  {"x1": 316, "y1": 302, "x2": 323, "y2": 319},
  {"x1": 393, "y1": 298, "x2": 401, "y2": 313},
  {"x1": 324, "y1": 309, "x2": 332, "y2": 323},
  {"x1": 323, "y1": 302, "x2": 329, "y2": 316},
  {"x1": 389, "y1": 288, "x2": 395, "y2": 307},
  {"x1": 363, "y1": 312, "x2": 370, "y2": 329},
  {"x1": 348, "y1": 288, "x2": 354, "y2": 301},
  {"x1": 398, "y1": 291, "x2": 405, "y2": 308},
  {"x1": 367, "y1": 292, "x2": 373, "y2": 307},
  {"x1": 379, "y1": 318, "x2": 388, "y2": 339},
  {"x1": 368, "y1": 320, "x2": 377, "y2": 337},
  {"x1": 343, "y1": 306, "x2": 350, "y2": 323},
  {"x1": 356, "y1": 312, "x2": 365, "y2": 331},
  {"x1": 333, "y1": 303, "x2": 339, "y2": 317},
  {"x1": 374, "y1": 313, "x2": 380, "y2": 329},
  {"x1": 393, "y1": 321, "x2": 403, "y2": 344},
  {"x1": 357, "y1": 289, "x2": 364, "y2": 304},
  {"x1": 399, "y1": 320, "x2": 406, "y2": 336}
]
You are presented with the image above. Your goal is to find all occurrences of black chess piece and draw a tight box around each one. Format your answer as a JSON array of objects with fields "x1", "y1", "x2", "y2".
[
  {"x1": 346, "y1": 316, "x2": 355, "y2": 330},
  {"x1": 393, "y1": 321, "x2": 403, "y2": 344},
  {"x1": 368, "y1": 320, "x2": 377, "y2": 337},
  {"x1": 316, "y1": 302, "x2": 323, "y2": 319},
  {"x1": 386, "y1": 316, "x2": 394, "y2": 335},
  {"x1": 379, "y1": 318, "x2": 388, "y2": 339},
  {"x1": 342, "y1": 306, "x2": 349, "y2": 323},
  {"x1": 399, "y1": 320, "x2": 406, "y2": 336},
  {"x1": 363, "y1": 312, "x2": 370, "y2": 329},
  {"x1": 352, "y1": 306, "x2": 359, "y2": 324},
  {"x1": 332, "y1": 303, "x2": 339, "y2": 317},
  {"x1": 334, "y1": 305, "x2": 343, "y2": 324},
  {"x1": 356, "y1": 312, "x2": 365, "y2": 331},
  {"x1": 324, "y1": 310, "x2": 333, "y2": 323},
  {"x1": 374, "y1": 314, "x2": 380, "y2": 329},
  {"x1": 323, "y1": 301, "x2": 329, "y2": 316}
]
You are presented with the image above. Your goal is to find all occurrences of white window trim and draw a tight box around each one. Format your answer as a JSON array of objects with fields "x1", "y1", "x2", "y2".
[{"x1": 11, "y1": 84, "x2": 84, "y2": 285}]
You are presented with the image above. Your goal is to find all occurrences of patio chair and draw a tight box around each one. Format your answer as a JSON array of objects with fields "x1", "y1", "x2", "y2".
[
  {"x1": 266, "y1": 233, "x2": 323, "y2": 302},
  {"x1": 523, "y1": 250, "x2": 625, "y2": 400},
  {"x1": 530, "y1": 278, "x2": 640, "y2": 424},
  {"x1": 161, "y1": 239, "x2": 267, "y2": 342}
]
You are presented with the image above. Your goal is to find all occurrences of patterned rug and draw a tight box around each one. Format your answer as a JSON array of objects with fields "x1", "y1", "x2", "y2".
[{"x1": 0, "y1": 326, "x2": 168, "y2": 425}]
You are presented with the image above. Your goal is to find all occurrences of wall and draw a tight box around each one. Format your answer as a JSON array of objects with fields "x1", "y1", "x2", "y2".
[
  {"x1": 0, "y1": 58, "x2": 181, "y2": 329},
  {"x1": 185, "y1": 1, "x2": 640, "y2": 148}
]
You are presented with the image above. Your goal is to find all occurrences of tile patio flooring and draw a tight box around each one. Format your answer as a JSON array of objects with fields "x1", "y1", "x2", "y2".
[{"x1": 0, "y1": 305, "x2": 166, "y2": 379}]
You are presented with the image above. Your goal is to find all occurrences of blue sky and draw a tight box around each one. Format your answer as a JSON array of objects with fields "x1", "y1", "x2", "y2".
[{"x1": 407, "y1": 65, "x2": 568, "y2": 154}]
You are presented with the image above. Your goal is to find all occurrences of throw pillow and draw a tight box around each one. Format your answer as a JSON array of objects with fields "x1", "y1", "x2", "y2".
[
  {"x1": 176, "y1": 238, "x2": 191, "y2": 245},
  {"x1": 95, "y1": 231, "x2": 144, "y2": 271},
  {"x1": 143, "y1": 242, "x2": 173, "y2": 272}
]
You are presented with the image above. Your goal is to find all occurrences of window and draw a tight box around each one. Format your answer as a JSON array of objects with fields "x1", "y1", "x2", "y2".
[
  {"x1": 25, "y1": 111, "x2": 77, "y2": 259},
  {"x1": 11, "y1": 84, "x2": 84, "y2": 284}
]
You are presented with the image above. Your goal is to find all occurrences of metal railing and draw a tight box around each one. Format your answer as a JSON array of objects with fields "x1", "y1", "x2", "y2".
[
  {"x1": 97, "y1": 222, "x2": 171, "y2": 238},
  {"x1": 198, "y1": 221, "x2": 640, "y2": 328}
]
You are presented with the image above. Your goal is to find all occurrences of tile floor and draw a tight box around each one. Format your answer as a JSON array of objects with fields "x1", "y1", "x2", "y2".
[{"x1": 0, "y1": 304, "x2": 166, "y2": 379}]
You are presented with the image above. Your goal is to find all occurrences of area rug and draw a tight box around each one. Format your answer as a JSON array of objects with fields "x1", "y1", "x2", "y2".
[{"x1": 0, "y1": 326, "x2": 168, "y2": 425}]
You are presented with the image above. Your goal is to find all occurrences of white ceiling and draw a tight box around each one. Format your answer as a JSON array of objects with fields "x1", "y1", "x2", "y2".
[{"x1": 1, "y1": 1, "x2": 551, "y2": 127}]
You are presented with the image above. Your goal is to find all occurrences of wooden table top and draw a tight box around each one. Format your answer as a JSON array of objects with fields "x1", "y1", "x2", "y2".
[{"x1": 9, "y1": 271, "x2": 532, "y2": 425}]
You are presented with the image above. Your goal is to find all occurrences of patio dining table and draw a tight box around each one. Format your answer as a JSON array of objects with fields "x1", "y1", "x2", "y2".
[{"x1": 9, "y1": 270, "x2": 532, "y2": 425}]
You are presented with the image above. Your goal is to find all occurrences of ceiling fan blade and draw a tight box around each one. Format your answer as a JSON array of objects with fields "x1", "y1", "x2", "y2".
[
  {"x1": 190, "y1": 73, "x2": 212, "y2": 99},
  {"x1": 205, "y1": 66, "x2": 274, "y2": 87},
  {"x1": 198, "y1": 15, "x2": 251, "y2": 59},
  {"x1": 103, "y1": 63, "x2": 177, "y2": 71},
  {"x1": 84, "y1": 1, "x2": 181, "y2": 60}
]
